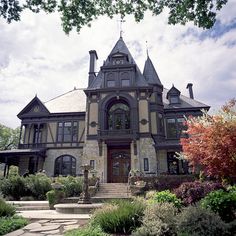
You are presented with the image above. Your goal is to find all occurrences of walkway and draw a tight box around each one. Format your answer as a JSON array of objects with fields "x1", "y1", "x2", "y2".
[{"x1": 5, "y1": 206, "x2": 90, "y2": 236}]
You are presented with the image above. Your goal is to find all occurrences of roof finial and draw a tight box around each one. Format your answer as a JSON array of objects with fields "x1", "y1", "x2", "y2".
[
  {"x1": 117, "y1": 15, "x2": 125, "y2": 38},
  {"x1": 146, "y1": 40, "x2": 149, "y2": 57}
]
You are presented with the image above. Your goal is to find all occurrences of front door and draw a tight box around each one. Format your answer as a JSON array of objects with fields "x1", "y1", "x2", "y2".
[{"x1": 108, "y1": 148, "x2": 131, "y2": 183}]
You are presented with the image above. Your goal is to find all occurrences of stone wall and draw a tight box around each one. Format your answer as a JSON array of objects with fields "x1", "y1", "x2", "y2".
[{"x1": 43, "y1": 148, "x2": 83, "y2": 177}]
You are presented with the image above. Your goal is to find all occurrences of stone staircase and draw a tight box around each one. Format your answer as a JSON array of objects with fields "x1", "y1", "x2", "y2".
[
  {"x1": 92, "y1": 183, "x2": 131, "y2": 202},
  {"x1": 7, "y1": 201, "x2": 50, "y2": 211}
]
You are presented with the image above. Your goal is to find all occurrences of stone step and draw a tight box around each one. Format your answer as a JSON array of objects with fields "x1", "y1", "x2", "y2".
[{"x1": 7, "y1": 201, "x2": 50, "y2": 211}]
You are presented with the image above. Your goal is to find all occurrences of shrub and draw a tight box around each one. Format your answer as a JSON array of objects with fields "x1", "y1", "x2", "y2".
[
  {"x1": 129, "y1": 175, "x2": 195, "y2": 191},
  {"x1": 150, "y1": 190, "x2": 182, "y2": 208},
  {"x1": 91, "y1": 199, "x2": 145, "y2": 234},
  {"x1": 132, "y1": 203, "x2": 178, "y2": 236},
  {"x1": 201, "y1": 189, "x2": 236, "y2": 222},
  {"x1": 177, "y1": 206, "x2": 228, "y2": 236},
  {"x1": 55, "y1": 176, "x2": 83, "y2": 197},
  {"x1": 0, "y1": 216, "x2": 28, "y2": 236},
  {"x1": 65, "y1": 225, "x2": 108, "y2": 236},
  {"x1": 174, "y1": 181, "x2": 224, "y2": 205},
  {"x1": 0, "y1": 175, "x2": 28, "y2": 200},
  {"x1": 25, "y1": 174, "x2": 52, "y2": 200},
  {"x1": 0, "y1": 198, "x2": 16, "y2": 217},
  {"x1": 46, "y1": 189, "x2": 65, "y2": 209}
]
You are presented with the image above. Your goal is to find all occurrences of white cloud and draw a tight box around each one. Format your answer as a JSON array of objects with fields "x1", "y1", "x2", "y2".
[{"x1": 0, "y1": 3, "x2": 236, "y2": 128}]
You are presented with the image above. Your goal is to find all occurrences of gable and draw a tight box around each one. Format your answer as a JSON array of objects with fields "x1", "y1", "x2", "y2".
[{"x1": 17, "y1": 96, "x2": 50, "y2": 119}]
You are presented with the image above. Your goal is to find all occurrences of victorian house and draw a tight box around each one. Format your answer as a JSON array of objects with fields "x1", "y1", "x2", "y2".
[{"x1": 0, "y1": 37, "x2": 210, "y2": 182}]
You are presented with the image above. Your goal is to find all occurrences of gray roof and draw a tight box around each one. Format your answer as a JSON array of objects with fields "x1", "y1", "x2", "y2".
[
  {"x1": 88, "y1": 37, "x2": 149, "y2": 89},
  {"x1": 163, "y1": 88, "x2": 209, "y2": 109},
  {"x1": 44, "y1": 89, "x2": 86, "y2": 113},
  {"x1": 143, "y1": 56, "x2": 162, "y2": 86}
]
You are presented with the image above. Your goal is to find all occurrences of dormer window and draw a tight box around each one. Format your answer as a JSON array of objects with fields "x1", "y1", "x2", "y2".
[
  {"x1": 166, "y1": 85, "x2": 181, "y2": 105},
  {"x1": 170, "y1": 95, "x2": 179, "y2": 104}
]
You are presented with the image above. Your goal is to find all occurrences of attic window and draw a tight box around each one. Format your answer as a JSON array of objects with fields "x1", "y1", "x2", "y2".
[{"x1": 170, "y1": 95, "x2": 179, "y2": 104}]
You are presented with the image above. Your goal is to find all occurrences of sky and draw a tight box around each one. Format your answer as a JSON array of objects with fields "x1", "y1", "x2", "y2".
[{"x1": 0, "y1": 2, "x2": 236, "y2": 128}]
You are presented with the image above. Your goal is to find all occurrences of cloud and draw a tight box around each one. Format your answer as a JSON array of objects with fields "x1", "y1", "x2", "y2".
[{"x1": 0, "y1": 3, "x2": 236, "y2": 128}]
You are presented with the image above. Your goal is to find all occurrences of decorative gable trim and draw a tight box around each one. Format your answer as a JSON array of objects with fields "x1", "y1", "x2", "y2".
[{"x1": 17, "y1": 96, "x2": 50, "y2": 119}]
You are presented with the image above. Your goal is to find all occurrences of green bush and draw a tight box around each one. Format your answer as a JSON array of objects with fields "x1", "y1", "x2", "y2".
[
  {"x1": 0, "y1": 199, "x2": 16, "y2": 217},
  {"x1": 46, "y1": 189, "x2": 65, "y2": 209},
  {"x1": 0, "y1": 216, "x2": 28, "y2": 236},
  {"x1": 201, "y1": 189, "x2": 236, "y2": 222},
  {"x1": 65, "y1": 225, "x2": 108, "y2": 236},
  {"x1": 25, "y1": 174, "x2": 52, "y2": 200},
  {"x1": 150, "y1": 190, "x2": 182, "y2": 208},
  {"x1": 0, "y1": 176, "x2": 28, "y2": 200},
  {"x1": 55, "y1": 176, "x2": 83, "y2": 197},
  {"x1": 91, "y1": 199, "x2": 145, "y2": 234},
  {"x1": 177, "y1": 206, "x2": 228, "y2": 236},
  {"x1": 132, "y1": 203, "x2": 178, "y2": 236}
]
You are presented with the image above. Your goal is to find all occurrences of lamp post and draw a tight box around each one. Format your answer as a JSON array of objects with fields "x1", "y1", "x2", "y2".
[{"x1": 78, "y1": 164, "x2": 92, "y2": 204}]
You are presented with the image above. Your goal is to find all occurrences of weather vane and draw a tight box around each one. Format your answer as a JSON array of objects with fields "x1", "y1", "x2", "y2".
[{"x1": 117, "y1": 16, "x2": 126, "y2": 38}]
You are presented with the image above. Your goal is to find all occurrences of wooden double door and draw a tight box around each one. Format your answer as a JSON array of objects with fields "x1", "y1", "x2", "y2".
[{"x1": 108, "y1": 148, "x2": 131, "y2": 183}]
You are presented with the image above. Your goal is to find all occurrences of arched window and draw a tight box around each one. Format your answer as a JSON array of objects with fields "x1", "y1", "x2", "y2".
[
  {"x1": 107, "y1": 102, "x2": 130, "y2": 130},
  {"x1": 54, "y1": 155, "x2": 76, "y2": 176}
]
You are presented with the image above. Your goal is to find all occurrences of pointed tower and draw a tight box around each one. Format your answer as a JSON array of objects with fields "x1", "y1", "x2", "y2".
[{"x1": 143, "y1": 56, "x2": 165, "y2": 141}]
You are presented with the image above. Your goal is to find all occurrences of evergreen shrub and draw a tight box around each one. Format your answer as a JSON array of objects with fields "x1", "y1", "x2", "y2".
[
  {"x1": 132, "y1": 203, "x2": 178, "y2": 236},
  {"x1": 150, "y1": 190, "x2": 182, "y2": 208},
  {"x1": 177, "y1": 206, "x2": 228, "y2": 236},
  {"x1": 0, "y1": 198, "x2": 15, "y2": 217},
  {"x1": 201, "y1": 189, "x2": 236, "y2": 222},
  {"x1": 0, "y1": 216, "x2": 28, "y2": 236}
]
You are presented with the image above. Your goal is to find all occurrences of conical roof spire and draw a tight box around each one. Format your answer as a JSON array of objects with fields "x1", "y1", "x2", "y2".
[{"x1": 143, "y1": 56, "x2": 162, "y2": 86}]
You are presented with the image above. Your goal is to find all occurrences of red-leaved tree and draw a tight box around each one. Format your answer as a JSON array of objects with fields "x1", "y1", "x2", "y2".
[{"x1": 181, "y1": 99, "x2": 236, "y2": 181}]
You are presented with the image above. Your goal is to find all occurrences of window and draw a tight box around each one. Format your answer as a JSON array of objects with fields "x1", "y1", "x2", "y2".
[
  {"x1": 158, "y1": 113, "x2": 164, "y2": 133},
  {"x1": 167, "y1": 152, "x2": 189, "y2": 175},
  {"x1": 166, "y1": 118, "x2": 177, "y2": 138},
  {"x1": 144, "y1": 158, "x2": 149, "y2": 171},
  {"x1": 170, "y1": 96, "x2": 179, "y2": 104},
  {"x1": 166, "y1": 117, "x2": 186, "y2": 139},
  {"x1": 90, "y1": 160, "x2": 95, "y2": 169},
  {"x1": 54, "y1": 155, "x2": 76, "y2": 176},
  {"x1": 107, "y1": 80, "x2": 115, "y2": 87},
  {"x1": 57, "y1": 121, "x2": 78, "y2": 142},
  {"x1": 33, "y1": 124, "x2": 43, "y2": 143},
  {"x1": 121, "y1": 79, "x2": 130, "y2": 87},
  {"x1": 107, "y1": 102, "x2": 130, "y2": 130}
]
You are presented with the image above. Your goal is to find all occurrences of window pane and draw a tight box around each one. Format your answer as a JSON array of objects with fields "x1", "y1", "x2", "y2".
[
  {"x1": 55, "y1": 155, "x2": 76, "y2": 176},
  {"x1": 72, "y1": 122, "x2": 78, "y2": 141},
  {"x1": 57, "y1": 123, "x2": 63, "y2": 142},
  {"x1": 170, "y1": 96, "x2": 179, "y2": 104},
  {"x1": 90, "y1": 160, "x2": 95, "y2": 169},
  {"x1": 107, "y1": 80, "x2": 115, "y2": 87},
  {"x1": 144, "y1": 158, "x2": 149, "y2": 171},
  {"x1": 121, "y1": 79, "x2": 130, "y2": 87},
  {"x1": 166, "y1": 118, "x2": 177, "y2": 138}
]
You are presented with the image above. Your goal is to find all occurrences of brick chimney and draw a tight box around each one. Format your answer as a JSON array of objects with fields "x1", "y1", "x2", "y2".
[
  {"x1": 88, "y1": 50, "x2": 98, "y2": 87},
  {"x1": 186, "y1": 83, "x2": 194, "y2": 99}
]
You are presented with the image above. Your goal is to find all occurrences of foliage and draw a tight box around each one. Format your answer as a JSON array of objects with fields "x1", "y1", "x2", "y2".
[
  {"x1": 0, "y1": 0, "x2": 228, "y2": 34},
  {"x1": 46, "y1": 189, "x2": 65, "y2": 209},
  {"x1": 0, "y1": 124, "x2": 20, "y2": 150},
  {"x1": 0, "y1": 175, "x2": 28, "y2": 200},
  {"x1": 65, "y1": 225, "x2": 108, "y2": 236},
  {"x1": 132, "y1": 203, "x2": 178, "y2": 236},
  {"x1": 149, "y1": 190, "x2": 182, "y2": 208},
  {"x1": 91, "y1": 199, "x2": 145, "y2": 234},
  {"x1": 54, "y1": 176, "x2": 83, "y2": 197},
  {"x1": 177, "y1": 206, "x2": 228, "y2": 236},
  {"x1": 129, "y1": 175, "x2": 195, "y2": 192},
  {"x1": 174, "y1": 181, "x2": 224, "y2": 205},
  {"x1": 0, "y1": 215, "x2": 28, "y2": 236},
  {"x1": 0, "y1": 198, "x2": 15, "y2": 217},
  {"x1": 25, "y1": 174, "x2": 52, "y2": 200},
  {"x1": 201, "y1": 189, "x2": 236, "y2": 222},
  {"x1": 181, "y1": 99, "x2": 236, "y2": 181}
]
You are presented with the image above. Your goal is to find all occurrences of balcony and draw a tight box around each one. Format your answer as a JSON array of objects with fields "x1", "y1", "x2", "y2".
[
  {"x1": 98, "y1": 129, "x2": 136, "y2": 140},
  {"x1": 18, "y1": 143, "x2": 47, "y2": 149}
]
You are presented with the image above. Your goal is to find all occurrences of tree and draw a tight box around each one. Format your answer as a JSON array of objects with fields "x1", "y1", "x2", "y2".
[
  {"x1": 0, "y1": 124, "x2": 20, "y2": 150},
  {"x1": 0, "y1": 0, "x2": 228, "y2": 34},
  {"x1": 180, "y1": 99, "x2": 236, "y2": 181}
]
